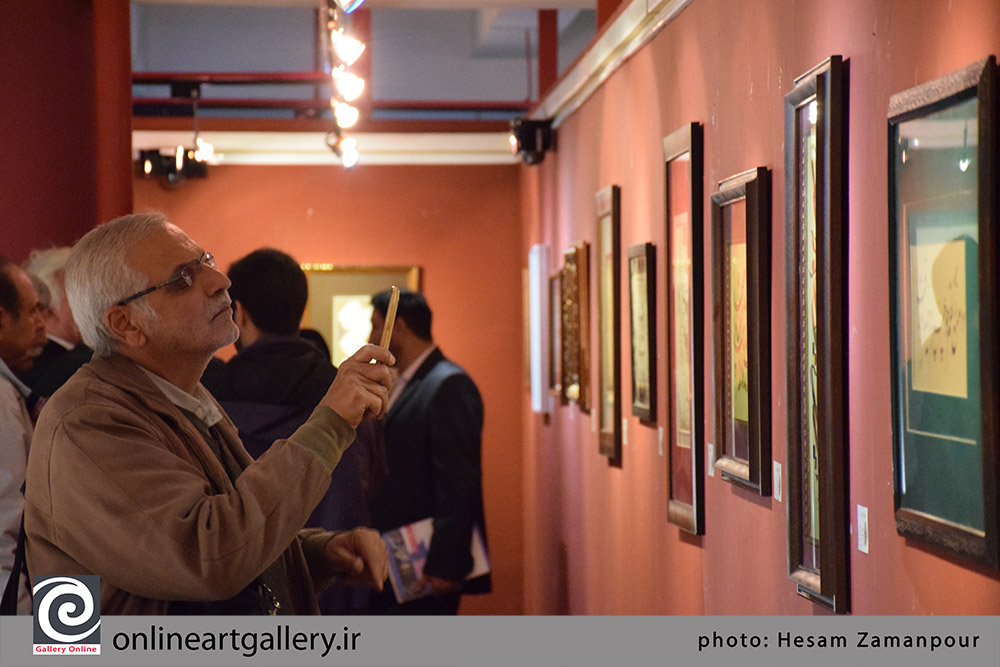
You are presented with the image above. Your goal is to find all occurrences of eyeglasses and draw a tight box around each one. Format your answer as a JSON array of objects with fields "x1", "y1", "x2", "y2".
[{"x1": 117, "y1": 252, "x2": 216, "y2": 306}]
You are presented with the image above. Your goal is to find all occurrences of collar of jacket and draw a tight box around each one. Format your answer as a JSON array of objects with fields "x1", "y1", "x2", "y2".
[{"x1": 82, "y1": 353, "x2": 251, "y2": 485}]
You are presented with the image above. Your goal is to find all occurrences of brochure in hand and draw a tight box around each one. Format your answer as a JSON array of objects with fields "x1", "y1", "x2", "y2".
[{"x1": 381, "y1": 518, "x2": 490, "y2": 604}]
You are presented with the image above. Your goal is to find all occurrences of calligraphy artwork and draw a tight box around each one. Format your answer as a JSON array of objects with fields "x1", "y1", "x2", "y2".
[
  {"x1": 785, "y1": 56, "x2": 850, "y2": 612},
  {"x1": 711, "y1": 166, "x2": 771, "y2": 496},
  {"x1": 664, "y1": 123, "x2": 705, "y2": 534},
  {"x1": 596, "y1": 186, "x2": 622, "y2": 462},
  {"x1": 888, "y1": 56, "x2": 998, "y2": 569},
  {"x1": 628, "y1": 243, "x2": 656, "y2": 421}
]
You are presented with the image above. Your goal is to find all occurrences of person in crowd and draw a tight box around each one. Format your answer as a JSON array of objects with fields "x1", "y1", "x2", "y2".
[
  {"x1": 201, "y1": 249, "x2": 338, "y2": 458},
  {"x1": 0, "y1": 256, "x2": 47, "y2": 613},
  {"x1": 23, "y1": 213, "x2": 394, "y2": 615},
  {"x1": 202, "y1": 248, "x2": 386, "y2": 614},
  {"x1": 299, "y1": 327, "x2": 333, "y2": 362},
  {"x1": 368, "y1": 288, "x2": 490, "y2": 615},
  {"x1": 17, "y1": 247, "x2": 93, "y2": 396}
]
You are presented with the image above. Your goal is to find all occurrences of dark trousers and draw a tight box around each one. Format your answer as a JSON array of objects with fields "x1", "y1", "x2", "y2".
[{"x1": 372, "y1": 585, "x2": 461, "y2": 615}]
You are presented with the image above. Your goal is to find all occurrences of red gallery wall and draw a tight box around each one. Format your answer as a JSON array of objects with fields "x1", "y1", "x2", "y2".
[
  {"x1": 135, "y1": 163, "x2": 525, "y2": 615},
  {"x1": 0, "y1": 1, "x2": 132, "y2": 262},
  {"x1": 8, "y1": 0, "x2": 1000, "y2": 618},
  {"x1": 520, "y1": 0, "x2": 1000, "y2": 614}
]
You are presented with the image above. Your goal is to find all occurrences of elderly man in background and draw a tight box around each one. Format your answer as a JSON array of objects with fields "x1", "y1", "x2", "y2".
[
  {"x1": 24, "y1": 212, "x2": 394, "y2": 614},
  {"x1": 0, "y1": 256, "x2": 47, "y2": 613},
  {"x1": 17, "y1": 247, "x2": 92, "y2": 396}
]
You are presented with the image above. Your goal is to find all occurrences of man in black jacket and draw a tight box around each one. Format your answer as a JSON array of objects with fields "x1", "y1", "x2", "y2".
[
  {"x1": 368, "y1": 289, "x2": 490, "y2": 615},
  {"x1": 202, "y1": 248, "x2": 384, "y2": 614}
]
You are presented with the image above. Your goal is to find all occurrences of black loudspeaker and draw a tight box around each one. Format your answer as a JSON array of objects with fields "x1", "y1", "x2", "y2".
[{"x1": 509, "y1": 118, "x2": 554, "y2": 165}]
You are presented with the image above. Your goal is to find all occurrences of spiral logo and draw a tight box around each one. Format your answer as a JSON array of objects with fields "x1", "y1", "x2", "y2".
[{"x1": 32, "y1": 575, "x2": 101, "y2": 654}]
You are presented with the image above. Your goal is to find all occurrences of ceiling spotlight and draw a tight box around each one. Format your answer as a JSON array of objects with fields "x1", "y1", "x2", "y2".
[
  {"x1": 331, "y1": 28, "x2": 365, "y2": 66},
  {"x1": 333, "y1": 101, "x2": 360, "y2": 129},
  {"x1": 138, "y1": 148, "x2": 206, "y2": 187},
  {"x1": 340, "y1": 137, "x2": 359, "y2": 168},
  {"x1": 194, "y1": 136, "x2": 214, "y2": 162},
  {"x1": 332, "y1": 67, "x2": 365, "y2": 102}
]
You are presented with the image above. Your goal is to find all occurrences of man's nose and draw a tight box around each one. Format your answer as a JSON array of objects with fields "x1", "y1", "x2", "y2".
[{"x1": 202, "y1": 262, "x2": 231, "y2": 294}]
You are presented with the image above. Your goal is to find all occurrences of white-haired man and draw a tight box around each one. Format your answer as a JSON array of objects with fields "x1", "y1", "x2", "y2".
[
  {"x1": 17, "y1": 247, "x2": 92, "y2": 396},
  {"x1": 24, "y1": 212, "x2": 394, "y2": 614}
]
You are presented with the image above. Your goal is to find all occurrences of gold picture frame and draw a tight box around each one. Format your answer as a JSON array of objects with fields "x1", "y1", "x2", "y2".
[
  {"x1": 301, "y1": 264, "x2": 421, "y2": 366},
  {"x1": 561, "y1": 242, "x2": 590, "y2": 411}
]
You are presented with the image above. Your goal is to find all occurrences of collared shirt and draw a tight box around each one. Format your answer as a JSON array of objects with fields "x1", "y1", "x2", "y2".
[
  {"x1": 0, "y1": 357, "x2": 32, "y2": 401},
  {"x1": 0, "y1": 357, "x2": 34, "y2": 613},
  {"x1": 47, "y1": 334, "x2": 74, "y2": 352},
  {"x1": 139, "y1": 367, "x2": 223, "y2": 427},
  {"x1": 387, "y1": 343, "x2": 437, "y2": 410}
]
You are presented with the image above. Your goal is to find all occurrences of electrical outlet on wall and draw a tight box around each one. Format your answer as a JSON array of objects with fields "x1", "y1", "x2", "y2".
[
  {"x1": 857, "y1": 505, "x2": 869, "y2": 554},
  {"x1": 707, "y1": 443, "x2": 715, "y2": 477},
  {"x1": 622, "y1": 418, "x2": 628, "y2": 446},
  {"x1": 658, "y1": 427, "x2": 664, "y2": 456}
]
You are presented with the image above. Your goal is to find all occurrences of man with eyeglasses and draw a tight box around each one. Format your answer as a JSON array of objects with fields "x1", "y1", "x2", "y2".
[{"x1": 22, "y1": 212, "x2": 395, "y2": 615}]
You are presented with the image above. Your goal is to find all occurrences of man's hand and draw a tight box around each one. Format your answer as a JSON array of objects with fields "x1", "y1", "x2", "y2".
[
  {"x1": 324, "y1": 528, "x2": 389, "y2": 591},
  {"x1": 319, "y1": 344, "x2": 395, "y2": 427}
]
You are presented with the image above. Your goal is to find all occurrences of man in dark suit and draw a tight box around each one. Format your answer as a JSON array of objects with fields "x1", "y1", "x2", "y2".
[{"x1": 368, "y1": 289, "x2": 490, "y2": 615}]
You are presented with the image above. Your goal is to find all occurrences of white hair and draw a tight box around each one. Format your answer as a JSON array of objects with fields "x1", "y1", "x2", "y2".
[
  {"x1": 22, "y1": 246, "x2": 72, "y2": 310},
  {"x1": 65, "y1": 212, "x2": 166, "y2": 357}
]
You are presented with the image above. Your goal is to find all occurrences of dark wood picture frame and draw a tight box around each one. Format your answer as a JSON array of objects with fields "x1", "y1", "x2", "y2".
[
  {"x1": 785, "y1": 55, "x2": 850, "y2": 613},
  {"x1": 628, "y1": 243, "x2": 657, "y2": 422},
  {"x1": 664, "y1": 122, "x2": 705, "y2": 534},
  {"x1": 711, "y1": 167, "x2": 772, "y2": 496},
  {"x1": 888, "y1": 56, "x2": 999, "y2": 569},
  {"x1": 562, "y1": 242, "x2": 591, "y2": 411},
  {"x1": 596, "y1": 185, "x2": 622, "y2": 463}
]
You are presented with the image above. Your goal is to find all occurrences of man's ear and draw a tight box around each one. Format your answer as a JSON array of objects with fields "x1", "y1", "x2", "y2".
[
  {"x1": 232, "y1": 300, "x2": 249, "y2": 329},
  {"x1": 104, "y1": 306, "x2": 148, "y2": 349},
  {"x1": 392, "y1": 316, "x2": 410, "y2": 337}
]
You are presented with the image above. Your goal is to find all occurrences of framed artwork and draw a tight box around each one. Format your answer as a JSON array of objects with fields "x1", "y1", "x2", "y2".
[
  {"x1": 710, "y1": 167, "x2": 772, "y2": 496},
  {"x1": 664, "y1": 122, "x2": 705, "y2": 534},
  {"x1": 302, "y1": 264, "x2": 420, "y2": 366},
  {"x1": 888, "y1": 56, "x2": 999, "y2": 568},
  {"x1": 785, "y1": 55, "x2": 850, "y2": 612},
  {"x1": 528, "y1": 244, "x2": 552, "y2": 415},
  {"x1": 523, "y1": 267, "x2": 531, "y2": 389},
  {"x1": 549, "y1": 271, "x2": 564, "y2": 399},
  {"x1": 628, "y1": 243, "x2": 656, "y2": 421},
  {"x1": 596, "y1": 186, "x2": 622, "y2": 462},
  {"x1": 562, "y1": 242, "x2": 591, "y2": 411}
]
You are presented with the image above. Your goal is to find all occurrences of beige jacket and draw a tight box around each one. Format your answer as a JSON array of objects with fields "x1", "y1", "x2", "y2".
[{"x1": 25, "y1": 353, "x2": 354, "y2": 614}]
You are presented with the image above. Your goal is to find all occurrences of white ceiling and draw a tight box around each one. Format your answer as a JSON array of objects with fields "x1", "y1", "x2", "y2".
[
  {"x1": 134, "y1": 1, "x2": 593, "y2": 7},
  {"x1": 130, "y1": 0, "x2": 599, "y2": 165}
]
